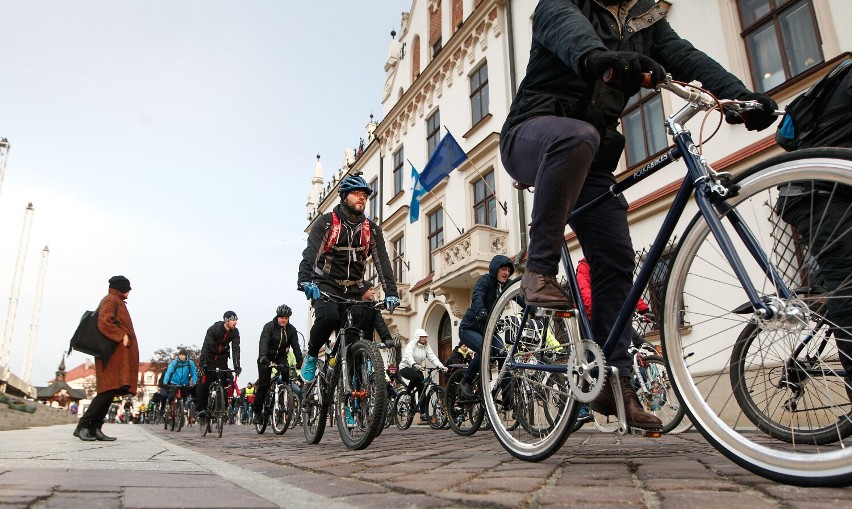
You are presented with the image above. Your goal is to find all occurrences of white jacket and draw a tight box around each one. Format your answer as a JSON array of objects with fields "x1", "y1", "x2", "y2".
[{"x1": 399, "y1": 340, "x2": 445, "y2": 370}]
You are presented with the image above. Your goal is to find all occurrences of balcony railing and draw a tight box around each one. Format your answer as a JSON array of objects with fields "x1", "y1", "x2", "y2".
[{"x1": 432, "y1": 224, "x2": 508, "y2": 288}]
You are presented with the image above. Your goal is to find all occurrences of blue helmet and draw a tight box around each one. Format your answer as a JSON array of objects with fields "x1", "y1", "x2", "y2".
[{"x1": 338, "y1": 173, "x2": 372, "y2": 198}]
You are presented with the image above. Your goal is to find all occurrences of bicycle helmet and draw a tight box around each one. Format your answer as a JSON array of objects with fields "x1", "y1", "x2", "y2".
[
  {"x1": 276, "y1": 304, "x2": 292, "y2": 317},
  {"x1": 338, "y1": 173, "x2": 373, "y2": 198},
  {"x1": 223, "y1": 310, "x2": 238, "y2": 321}
]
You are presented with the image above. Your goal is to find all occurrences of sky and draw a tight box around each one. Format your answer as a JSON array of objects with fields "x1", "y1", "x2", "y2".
[{"x1": 0, "y1": 1, "x2": 409, "y2": 386}]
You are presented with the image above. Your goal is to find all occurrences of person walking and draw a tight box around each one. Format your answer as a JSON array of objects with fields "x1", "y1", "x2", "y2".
[{"x1": 74, "y1": 275, "x2": 139, "y2": 441}]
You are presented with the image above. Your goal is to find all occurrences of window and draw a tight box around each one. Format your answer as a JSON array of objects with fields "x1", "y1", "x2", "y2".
[
  {"x1": 452, "y1": 0, "x2": 463, "y2": 33},
  {"x1": 427, "y1": 208, "x2": 444, "y2": 273},
  {"x1": 430, "y1": 3, "x2": 442, "y2": 59},
  {"x1": 622, "y1": 89, "x2": 667, "y2": 168},
  {"x1": 737, "y1": 0, "x2": 822, "y2": 92},
  {"x1": 393, "y1": 236, "x2": 406, "y2": 284},
  {"x1": 469, "y1": 62, "x2": 490, "y2": 126},
  {"x1": 432, "y1": 38, "x2": 443, "y2": 58},
  {"x1": 411, "y1": 36, "x2": 421, "y2": 81},
  {"x1": 393, "y1": 148, "x2": 404, "y2": 195},
  {"x1": 368, "y1": 178, "x2": 379, "y2": 221},
  {"x1": 473, "y1": 171, "x2": 497, "y2": 227},
  {"x1": 427, "y1": 110, "x2": 441, "y2": 157}
]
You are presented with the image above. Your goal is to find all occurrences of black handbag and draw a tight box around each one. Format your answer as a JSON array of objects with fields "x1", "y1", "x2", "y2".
[{"x1": 68, "y1": 303, "x2": 119, "y2": 366}]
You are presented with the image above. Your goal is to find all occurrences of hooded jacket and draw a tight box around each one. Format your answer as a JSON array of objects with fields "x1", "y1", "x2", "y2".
[
  {"x1": 163, "y1": 357, "x2": 197, "y2": 386},
  {"x1": 258, "y1": 318, "x2": 304, "y2": 367},
  {"x1": 460, "y1": 255, "x2": 515, "y2": 334},
  {"x1": 200, "y1": 321, "x2": 240, "y2": 370},
  {"x1": 502, "y1": 0, "x2": 751, "y2": 170},
  {"x1": 399, "y1": 339, "x2": 445, "y2": 370}
]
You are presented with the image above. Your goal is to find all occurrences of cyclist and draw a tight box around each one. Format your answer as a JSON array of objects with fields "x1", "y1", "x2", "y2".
[
  {"x1": 242, "y1": 382, "x2": 255, "y2": 424},
  {"x1": 254, "y1": 304, "x2": 303, "y2": 419},
  {"x1": 298, "y1": 172, "x2": 399, "y2": 382},
  {"x1": 499, "y1": 0, "x2": 777, "y2": 429},
  {"x1": 162, "y1": 348, "x2": 198, "y2": 414},
  {"x1": 354, "y1": 281, "x2": 396, "y2": 349},
  {"x1": 196, "y1": 311, "x2": 242, "y2": 419},
  {"x1": 444, "y1": 343, "x2": 473, "y2": 376},
  {"x1": 399, "y1": 328, "x2": 447, "y2": 419},
  {"x1": 458, "y1": 255, "x2": 514, "y2": 401}
]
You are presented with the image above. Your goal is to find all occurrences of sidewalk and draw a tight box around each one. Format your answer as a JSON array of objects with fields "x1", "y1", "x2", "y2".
[{"x1": 0, "y1": 424, "x2": 341, "y2": 509}]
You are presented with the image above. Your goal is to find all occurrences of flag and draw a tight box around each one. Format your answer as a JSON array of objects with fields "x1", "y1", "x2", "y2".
[{"x1": 409, "y1": 129, "x2": 468, "y2": 223}]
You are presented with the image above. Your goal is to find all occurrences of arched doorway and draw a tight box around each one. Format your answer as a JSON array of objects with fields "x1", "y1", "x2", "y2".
[{"x1": 438, "y1": 311, "x2": 453, "y2": 385}]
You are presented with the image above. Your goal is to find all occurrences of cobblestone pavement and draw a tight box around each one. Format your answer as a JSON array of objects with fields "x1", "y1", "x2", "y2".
[{"x1": 1, "y1": 421, "x2": 852, "y2": 508}]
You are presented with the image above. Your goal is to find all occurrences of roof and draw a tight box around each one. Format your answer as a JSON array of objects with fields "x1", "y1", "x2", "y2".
[
  {"x1": 35, "y1": 380, "x2": 87, "y2": 400},
  {"x1": 60, "y1": 361, "x2": 158, "y2": 384}
]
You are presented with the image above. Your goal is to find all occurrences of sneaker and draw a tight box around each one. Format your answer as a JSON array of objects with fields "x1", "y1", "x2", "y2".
[
  {"x1": 577, "y1": 404, "x2": 592, "y2": 423},
  {"x1": 344, "y1": 407, "x2": 356, "y2": 427},
  {"x1": 301, "y1": 354, "x2": 318, "y2": 383}
]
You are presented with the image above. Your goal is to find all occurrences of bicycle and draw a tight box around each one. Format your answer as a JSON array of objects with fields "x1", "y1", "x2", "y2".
[
  {"x1": 163, "y1": 385, "x2": 189, "y2": 432},
  {"x1": 445, "y1": 366, "x2": 486, "y2": 436},
  {"x1": 393, "y1": 366, "x2": 448, "y2": 430},
  {"x1": 199, "y1": 368, "x2": 236, "y2": 439},
  {"x1": 255, "y1": 362, "x2": 295, "y2": 436},
  {"x1": 302, "y1": 292, "x2": 389, "y2": 450},
  {"x1": 479, "y1": 73, "x2": 852, "y2": 486}
]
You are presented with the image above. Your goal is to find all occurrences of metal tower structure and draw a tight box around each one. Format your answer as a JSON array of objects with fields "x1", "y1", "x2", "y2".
[
  {"x1": 22, "y1": 246, "x2": 49, "y2": 383},
  {"x1": 1, "y1": 202, "x2": 34, "y2": 370},
  {"x1": 0, "y1": 138, "x2": 9, "y2": 199}
]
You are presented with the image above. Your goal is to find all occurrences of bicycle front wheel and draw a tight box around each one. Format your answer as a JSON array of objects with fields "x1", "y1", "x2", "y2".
[
  {"x1": 176, "y1": 400, "x2": 185, "y2": 432},
  {"x1": 272, "y1": 384, "x2": 294, "y2": 435},
  {"x1": 635, "y1": 355, "x2": 686, "y2": 434},
  {"x1": 662, "y1": 148, "x2": 852, "y2": 486},
  {"x1": 481, "y1": 278, "x2": 579, "y2": 461},
  {"x1": 427, "y1": 387, "x2": 448, "y2": 429},
  {"x1": 304, "y1": 362, "x2": 333, "y2": 445},
  {"x1": 394, "y1": 392, "x2": 414, "y2": 430},
  {"x1": 445, "y1": 369, "x2": 484, "y2": 436},
  {"x1": 215, "y1": 388, "x2": 225, "y2": 438},
  {"x1": 336, "y1": 342, "x2": 387, "y2": 450}
]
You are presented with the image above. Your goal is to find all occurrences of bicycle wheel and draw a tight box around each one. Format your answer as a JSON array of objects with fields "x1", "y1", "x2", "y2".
[
  {"x1": 635, "y1": 355, "x2": 686, "y2": 434},
  {"x1": 255, "y1": 392, "x2": 270, "y2": 434},
  {"x1": 445, "y1": 369, "x2": 484, "y2": 436},
  {"x1": 336, "y1": 342, "x2": 387, "y2": 450},
  {"x1": 272, "y1": 384, "x2": 294, "y2": 435},
  {"x1": 394, "y1": 392, "x2": 414, "y2": 430},
  {"x1": 662, "y1": 148, "x2": 852, "y2": 486},
  {"x1": 215, "y1": 387, "x2": 226, "y2": 438},
  {"x1": 187, "y1": 404, "x2": 196, "y2": 429},
  {"x1": 481, "y1": 278, "x2": 579, "y2": 461},
  {"x1": 303, "y1": 362, "x2": 333, "y2": 444},
  {"x1": 163, "y1": 402, "x2": 171, "y2": 431},
  {"x1": 176, "y1": 400, "x2": 185, "y2": 432},
  {"x1": 427, "y1": 387, "x2": 448, "y2": 429}
]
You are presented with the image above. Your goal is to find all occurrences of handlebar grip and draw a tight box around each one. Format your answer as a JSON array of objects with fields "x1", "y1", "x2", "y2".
[{"x1": 603, "y1": 70, "x2": 655, "y2": 89}]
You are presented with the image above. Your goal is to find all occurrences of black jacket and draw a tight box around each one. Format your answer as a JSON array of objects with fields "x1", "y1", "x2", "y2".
[
  {"x1": 200, "y1": 321, "x2": 240, "y2": 370},
  {"x1": 353, "y1": 306, "x2": 394, "y2": 344},
  {"x1": 298, "y1": 204, "x2": 398, "y2": 298},
  {"x1": 502, "y1": 0, "x2": 751, "y2": 168},
  {"x1": 460, "y1": 255, "x2": 515, "y2": 334},
  {"x1": 258, "y1": 319, "x2": 304, "y2": 366}
]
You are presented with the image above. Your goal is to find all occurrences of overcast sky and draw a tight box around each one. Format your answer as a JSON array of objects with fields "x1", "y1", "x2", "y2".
[{"x1": 0, "y1": 1, "x2": 408, "y2": 386}]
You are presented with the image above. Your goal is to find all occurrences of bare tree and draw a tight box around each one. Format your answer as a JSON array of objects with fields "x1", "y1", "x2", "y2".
[{"x1": 149, "y1": 344, "x2": 201, "y2": 383}]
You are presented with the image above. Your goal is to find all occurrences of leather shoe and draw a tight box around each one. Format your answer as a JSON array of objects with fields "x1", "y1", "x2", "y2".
[
  {"x1": 591, "y1": 376, "x2": 663, "y2": 430},
  {"x1": 92, "y1": 428, "x2": 116, "y2": 441},
  {"x1": 77, "y1": 427, "x2": 97, "y2": 442},
  {"x1": 521, "y1": 270, "x2": 571, "y2": 309},
  {"x1": 459, "y1": 380, "x2": 476, "y2": 399},
  {"x1": 72, "y1": 423, "x2": 85, "y2": 438}
]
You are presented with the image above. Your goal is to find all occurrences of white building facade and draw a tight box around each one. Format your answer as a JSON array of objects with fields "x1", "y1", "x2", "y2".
[{"x1": 304, "y1": 0, "x2": 851, "y2": 369}]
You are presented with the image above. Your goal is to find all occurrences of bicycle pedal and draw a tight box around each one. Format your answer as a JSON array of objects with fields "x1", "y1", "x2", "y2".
[{"x1": 629, "y1": 427, "x2": 662, "y2": 438}]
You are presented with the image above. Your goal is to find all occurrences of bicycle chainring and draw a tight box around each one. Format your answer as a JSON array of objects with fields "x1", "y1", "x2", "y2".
[{"x1": 567, "y1": 340, "x2": 606, "y2": 403}]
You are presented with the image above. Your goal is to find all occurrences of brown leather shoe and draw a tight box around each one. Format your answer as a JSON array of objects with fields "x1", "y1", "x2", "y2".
[
  {"x1": 521, "y1": 270, "x2": 571, "y2": 309},
  {"x1": 591, "y1": 377, "x2": 663, "y2": 430}
]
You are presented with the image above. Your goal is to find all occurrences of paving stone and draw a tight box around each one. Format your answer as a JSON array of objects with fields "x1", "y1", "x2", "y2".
[
  {"x1": 659, "y1": 490, "x2": 777, "y2": 509},
  {"x1": 42, "y1": 492, "x2": 121, "y2": 509},
  {"x1": 642, "y1": 478, "x2": 741, "y2": 491},
  {"x1": 452, "y1": 476, "x2": 545, "y2": 494},
  {"x1": 336, "y1": 493, "x2": 454, "y2": 508},
  {"x1": 538, "y1": 485, "x2": 643, "y2": 506},
  {"x1": 123, "y1": 486, "x2": 277, "y2": 509}
]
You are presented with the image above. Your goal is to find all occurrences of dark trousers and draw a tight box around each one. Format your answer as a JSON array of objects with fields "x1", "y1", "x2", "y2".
[
  {"x1": 254, "y1": 355, "x2": 288, "y2": 412},
  {"x1": 459, "y1": 328, "x2": 510, "y2": 398},
  {"x1": 78, "y1": 389, "x2": 122, "y2": 429},
  {"x1": 397, "y1": 367, "x2": 424, "y2": 410},
  {"x1": 779, "y1": 192, "x2": 852, "y2": 378},
  {"x1": 501, "y1": 116, "x2": 635, "y2": 373},
  {"x1": 196, "y1": 366, "x2": 233, "y2": 412}
]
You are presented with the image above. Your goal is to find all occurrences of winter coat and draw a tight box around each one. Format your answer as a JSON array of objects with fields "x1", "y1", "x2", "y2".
[
  {"x1": 200, "y1": 321, "x2": 240, "y2": 370},
  {"x1": 258, "y1": 319, "x2": 304, "y2": 366},
  {"x1": 576, "y1": 257, "x2": 649, "y2": 319},
  {"x1": 163, "y1": 357, "x2": 197, "y2": 386},
  {"x1": 399, "y1": 340, "x2": 445, "y2": 370},
  {"x1": 353, "y1": 305, "x2": 394, "y2": 344},
  {"x1": 298, "y1": 204, "x2": 398, "y2": 298},
  {"x1": 95, "y1": 288, "x2": 139, "y2": 394},
  {"x1": 459, "y1": 255, "x2": 515, "y2": 334},
  {"x1": 502, "y1": 0, "x2": 751, "y2": 171}
]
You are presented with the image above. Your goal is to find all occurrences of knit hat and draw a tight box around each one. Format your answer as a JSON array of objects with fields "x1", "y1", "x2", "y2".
[
  {"x1": 178, "y1": 348, "x2": 187, "y2": 356},
  {"x1": 108, "y1": 275, "x2": 131, "y2": 293}
]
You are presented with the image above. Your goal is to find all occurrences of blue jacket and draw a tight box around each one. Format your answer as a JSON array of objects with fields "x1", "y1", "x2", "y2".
[
  {"x1": 163, "y1": 357, "x2": 197, "y2": 386},
  {"x1": 460, "y1": 255, "x2": 515, "y2": 335}
]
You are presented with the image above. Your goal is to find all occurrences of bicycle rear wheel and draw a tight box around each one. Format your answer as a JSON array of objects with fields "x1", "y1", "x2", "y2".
[
  {"x1": 176, "y1": 400, "x2": 185, "y2": 432},
  {"x1": 255, "y1": 393, "x2": 270, "y2": 435},
  {"x1": 636, "y1": 355, "x2": 686, "y2": 434},
  {"x1": 336, "y1": 342, "x2": 387, "y2": 450},
  {"x1": 445, "y1": 369, "x2": 484, "y2": 436},
  {"x1": 662, "y1": 148, "x2": 852, "y2": 486},
  {"x1": 304, "y1": 362, "x2": 332, "y2": 445},
  {"x1": 427, "y1": 387, "x2": 448, "y2": 429},
  {"x1": 481, "y1": 278, "x2": 579, "y2": 461},
  {"x1": 272, "y1": 384, "x2": 294, "y2": 435},
  {"x1": 215, "y1": 388, "x2": 225, "y2": 438}
]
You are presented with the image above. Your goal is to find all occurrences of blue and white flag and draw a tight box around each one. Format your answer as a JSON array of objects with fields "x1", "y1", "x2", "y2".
[{"x1": 409, "y1": 130, "x2": 468, "y2": 223}]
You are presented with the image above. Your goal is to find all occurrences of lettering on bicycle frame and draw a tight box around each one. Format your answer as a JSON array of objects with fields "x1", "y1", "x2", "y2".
[{"x1": 635, "y1": 152, "x2": 668, "y2": 179}]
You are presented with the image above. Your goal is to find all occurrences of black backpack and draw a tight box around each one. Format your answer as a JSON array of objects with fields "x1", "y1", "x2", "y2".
[
  {"x1": 68, "y1": 303, "x2": 118, "y2": 366},
  {"x1": 775, "y1": 59, "x2": 852, "y2": 151}
]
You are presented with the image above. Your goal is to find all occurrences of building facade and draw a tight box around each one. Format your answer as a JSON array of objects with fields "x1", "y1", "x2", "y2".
[{"x1": 304, "y1": 0, "x2": 851, "y2": 365}]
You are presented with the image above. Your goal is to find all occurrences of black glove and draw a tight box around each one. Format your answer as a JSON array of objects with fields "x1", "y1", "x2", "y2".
[
  {"x1": 726, "y1": 92, "x2": 778, "y2": 132},
  {"x1": 258, "y1": 356, "x2": 269, "y2": 367},
  {"x1": 584, "y1": 50, "x2": 665, "y2": 96},
  {"x1": 384, "y1": 339, "x2": 395, "y2": 349},
  {"x1": 234, "y1": 366, "x2": 242, "y2": 376},
  {"x1": 477, "y1": 309, "x2": 488, "y2": 321}
]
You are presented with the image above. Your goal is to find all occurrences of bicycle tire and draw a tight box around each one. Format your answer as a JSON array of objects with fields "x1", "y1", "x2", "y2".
[
  {"x1": 187, "y1": 404, "x2": 196, "y2": 429},
  {"x1": 394, "y1": 392, "x2": 414, "y2": 430},
  {"x1": 427, "y1": 387, "x2": 448, "y2": 429},
  {"x1": 636, "y1": 355, "x2": 686, "y2": 434},
  {"x1": 176, "y1": 400, "x2": 185, "y2": 432},
  {"x1": 304, "y1": 360, "x2": 334, "y2": 445},
  {"x1": 446, "y1": 369, "x2": 484, "y2": 436},
  {"x1": 336, "y1": 342, "x2": 387, "y2": 450},
  {"x1": 163, "y1": 402, "x2": 171, "y2": 431},
  {"x1": 216, "y1": 387, "x2": 225, "y2": 438},
  {"x1": 255, "y1": 391, "x2": 270, "y2": 435},
  {"x1": 272, "y1": 384, "x2": 294, "y2": 435},
  {"x1": 662, "y1": 148, "x2": 852, "y2": 486}
]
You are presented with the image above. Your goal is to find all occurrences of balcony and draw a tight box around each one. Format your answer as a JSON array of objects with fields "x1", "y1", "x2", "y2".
[{"x1": 432, "y1": 224, "x2": 509, "y2": 289}]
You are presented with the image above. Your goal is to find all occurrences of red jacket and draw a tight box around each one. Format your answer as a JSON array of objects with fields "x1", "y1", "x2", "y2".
[{"x1": 576, "y1": 258, "x2": 650, "y2": 319}]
